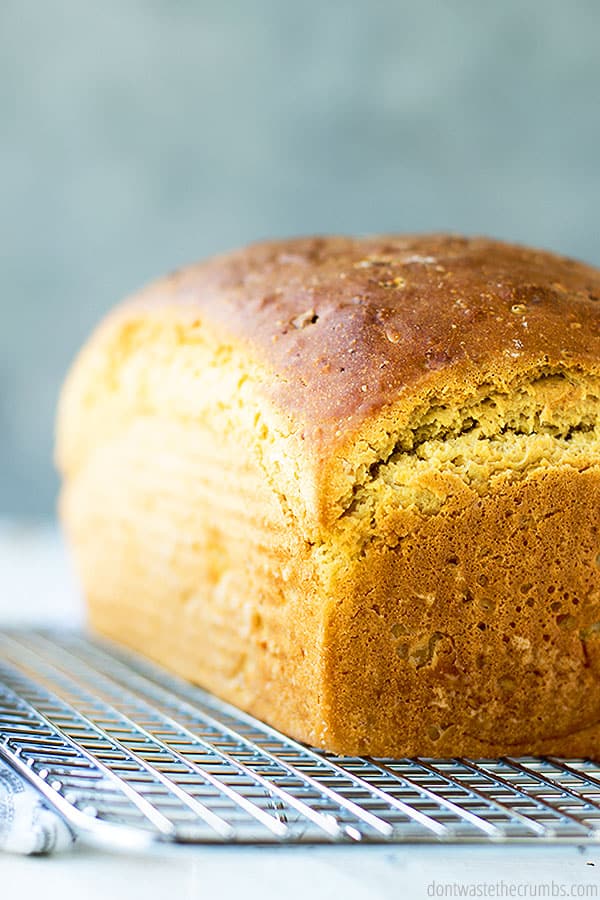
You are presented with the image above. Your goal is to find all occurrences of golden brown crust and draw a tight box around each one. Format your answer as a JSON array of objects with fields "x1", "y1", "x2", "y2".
[
  {"x1": 322, "y1": 466, "x2": 600, "y2": 756},
  {"x1": 57, "y1": 234, "x2": 600, "y2": 758},
  {"x1": 131, "y1": 233, "x2": 600, "y2": 438}
]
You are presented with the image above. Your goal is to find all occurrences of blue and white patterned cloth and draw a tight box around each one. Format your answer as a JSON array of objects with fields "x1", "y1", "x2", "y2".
[{"x1": 0, "y1": 759, "x2": 75, "y2": 854}]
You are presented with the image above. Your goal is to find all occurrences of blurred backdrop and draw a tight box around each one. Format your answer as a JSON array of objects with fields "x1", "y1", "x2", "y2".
[{"x1": 1, "y1": 0, "x2": 599, "y2": 517}]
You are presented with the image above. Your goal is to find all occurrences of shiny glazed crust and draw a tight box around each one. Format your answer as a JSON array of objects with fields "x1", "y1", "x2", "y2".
[{"x1": 57, "y1": 235, "x2": 600, "y2": 756}]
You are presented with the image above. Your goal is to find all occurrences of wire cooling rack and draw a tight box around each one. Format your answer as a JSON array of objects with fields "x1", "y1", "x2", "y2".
[{"x1": 2, "y1": 629, "x2": 600, "y2": 847}]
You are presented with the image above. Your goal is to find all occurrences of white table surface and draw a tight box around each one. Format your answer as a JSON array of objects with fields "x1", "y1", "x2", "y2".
[{"x1": 1, "y1": 520, "x2": 600, "y2": 898}]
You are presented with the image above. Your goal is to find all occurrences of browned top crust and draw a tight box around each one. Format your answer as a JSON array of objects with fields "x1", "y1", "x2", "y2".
[{"x1": 131, "y1": 234, "x2": 600, "y2": 441}]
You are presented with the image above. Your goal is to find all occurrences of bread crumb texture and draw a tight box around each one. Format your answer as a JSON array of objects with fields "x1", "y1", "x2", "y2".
[{"x1": 57, "y1": 235, "x2": 600, "y2": 756}]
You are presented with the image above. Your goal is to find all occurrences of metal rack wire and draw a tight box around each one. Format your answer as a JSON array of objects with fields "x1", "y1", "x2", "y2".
[{"x1": 2, "y1": 628, "x2": 600, "y2": 846}]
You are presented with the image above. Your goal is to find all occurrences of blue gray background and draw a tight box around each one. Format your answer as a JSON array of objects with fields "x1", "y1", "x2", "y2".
[{"x1": 2, "y1": 0, "x2": 599, "y2": 516}]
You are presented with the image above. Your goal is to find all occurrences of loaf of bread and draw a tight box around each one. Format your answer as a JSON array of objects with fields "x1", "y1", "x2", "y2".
[{"x1": 57, "y1": 234, "x2": 600, "y2": 757}]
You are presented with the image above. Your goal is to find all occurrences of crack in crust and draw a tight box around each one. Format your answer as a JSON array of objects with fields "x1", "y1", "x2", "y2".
[{"x1": 335, "y1": 369, "x2": 600, "y2": 524}]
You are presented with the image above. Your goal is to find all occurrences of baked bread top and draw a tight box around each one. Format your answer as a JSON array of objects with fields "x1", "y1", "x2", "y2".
[
  {"x1": 57, "y1": 235, "x2": 600, "y2": 537},
  {"x1": 133, "y1": 233, "x2": 600, "y2": 419}
]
